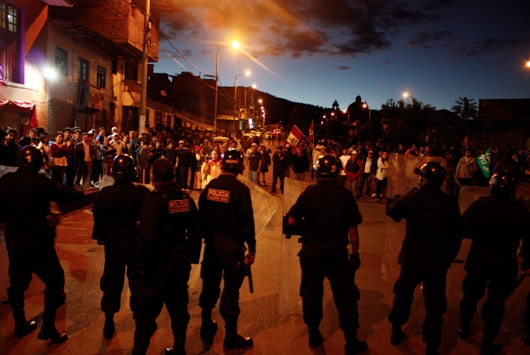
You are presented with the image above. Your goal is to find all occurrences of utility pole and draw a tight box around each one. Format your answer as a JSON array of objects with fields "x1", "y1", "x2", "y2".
[{"x1": 138, "y1": 0, "x2": 151, "y2": 134}]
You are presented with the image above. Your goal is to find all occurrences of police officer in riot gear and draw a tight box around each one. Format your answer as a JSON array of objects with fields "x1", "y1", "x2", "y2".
[
  {"x1": 198, "y1": 150, "x2": 256, "y2": 350},
  {"x1": 0, "y1": 146, "x2": 82, "y2": 343},
  {"x1": 131, "y1": 158, "x2": 201, "y2": 355},
  {"x1": 387, "y1": 161, "x2": 462, "y2": 355},
  {"x1": 458, "y1": 171, "x2": 530, "y2": 354},
  {"x1": 92, "y1": 154, "x2": 149, "y2": 339},
  {"x1": 287, "y1": 155, "x2": 368, "y2": 355}
]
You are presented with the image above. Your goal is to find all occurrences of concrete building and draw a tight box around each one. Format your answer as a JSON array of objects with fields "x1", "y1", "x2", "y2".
[
  {"x1": 0, "y1": 0, "x2": 161, "y2": 135},
  {"x1": 477, "y1": 98, "x2": 530, "y2": 149}
]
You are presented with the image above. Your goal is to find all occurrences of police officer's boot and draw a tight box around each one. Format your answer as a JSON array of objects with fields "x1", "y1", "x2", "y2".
[
  {"x1": 308, "y1": 327, "x2": 323, "y2": 348},
  {"x1": 480, "y1": 341, "x2": 501, "y2": 354},
  {"x1": 103, "y1": 312, "x2": 115, "y2": 339},
  {"x1": 165, "y1": 328, "x2": 186, "y2": 355},
  {"x1": 14, "y1": 319, "x2": 37, "y2": 338},
  {"x1": 480, "y1": 328, "x2": 501, "y2": 354},
  {"x1": 9, "y1": 291, "x2": 38, "y2": 338},
  {"x1": 200, "y1": 310, "x2": 217, "y2": 344},
  {"x1": 165, "y1": 341, "x2": 185, "y2": 355},
  {"x1": 37, "y1": 307, "x2": 67, "y2": 344},
  {"x1": 223, "y1": 323, "x2": 253, "y2": 350},
  {"x1": 132, "y1": 346, "x2": 147, "y2": 355},
  {"x1": 345, "y1": 338, "x2": 368, "y2": 354},
  {"x1": 390, "y1": 324, "x2": 406, "y2": 346},
  {"x1": 12, "y1": 306, "x2": 37, "y2": 338},
  {"x1": 425, "y1": 343, "x2": 439, "y2": 355},
  {"x1": 344, "y1": 329, "x2": 368, "y2": 354}
]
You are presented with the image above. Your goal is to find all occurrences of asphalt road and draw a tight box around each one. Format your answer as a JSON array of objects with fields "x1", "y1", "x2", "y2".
[{"x1": 1, "y1": 167, "x2": 530, "y2": 354}]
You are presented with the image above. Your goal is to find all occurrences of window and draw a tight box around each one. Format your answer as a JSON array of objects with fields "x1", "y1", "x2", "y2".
[
  {"x1": 0, "y1": 1, "x2": 21, "y2": 83},
  {"x1": 78, "y1": 58, "x2": 88, "y2": 82},
  {"x1": 55, "y1": 47, "x2": 68, "y2": 76},
  {"x1": 124, "y1": 58, "x2": 138, "y2": 81},
  {"x1": 97, "y1": 65, "x2": 106, "y2": 88},
  {"x1": 0, "y1": 1, "x2": 18, "y2": 34}
]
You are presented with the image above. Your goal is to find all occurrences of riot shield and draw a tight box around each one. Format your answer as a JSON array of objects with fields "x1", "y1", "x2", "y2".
[
  {"x1": 384, "y1": 154, "x2": 449, "y2": 283},
  {"x1": 236, "y1": 174, "x2": 278, "y2": 238},
  {"x1": 279, "y1": 177, "x2": 314, "y2": 315},
  {"x1": 386, "y1": 153, "x2": 447, "y2": 206}
]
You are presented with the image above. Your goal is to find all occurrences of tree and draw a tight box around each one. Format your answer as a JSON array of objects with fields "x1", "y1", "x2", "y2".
[{"x1": 451, "y1": 97, "x2": 478, "y2": 120}]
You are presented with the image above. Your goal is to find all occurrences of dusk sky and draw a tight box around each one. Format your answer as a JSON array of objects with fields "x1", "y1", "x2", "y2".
[{"x1": 153, "y1": 0, "x2": 530, "y2": 111}]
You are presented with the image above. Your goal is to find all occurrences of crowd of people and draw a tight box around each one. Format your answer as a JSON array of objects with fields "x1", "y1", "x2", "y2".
[
  {"x1": 2, "y1": 123, "x2": 527, "y2": 200},
  {"x1": 1, "y1": 123, "x2": 530, "y2": 355}
]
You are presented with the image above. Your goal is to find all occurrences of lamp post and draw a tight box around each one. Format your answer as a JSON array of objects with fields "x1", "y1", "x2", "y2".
[
  {"x1": 213, "y1": 47, "x2": 223, "y2": 131},
  {"x1": 234, "y1": 70, "x2": 250, "y2": 131},
  {"x1": 214, "y1": 40, "x2": 240, "y2": 131}
]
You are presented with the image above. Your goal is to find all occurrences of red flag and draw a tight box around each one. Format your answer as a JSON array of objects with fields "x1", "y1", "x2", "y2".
[
  {"x1": 29, "y1": 105, "x2": 39, "y2": 128},
  {"x1": 308, "y1": 119, "x2": 314, "y2": 143},
  {"x1": 286, "y1": 125, "x2": 304, "y2": 146}
]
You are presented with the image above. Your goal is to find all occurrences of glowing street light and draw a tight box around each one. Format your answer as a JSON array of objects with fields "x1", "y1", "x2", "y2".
[
  {"x1": 214, "y1": 40, "x2": 241, "y2": 130},
  {"x1": 402, "y1": 91, "x2": 410, "y2": 99}
]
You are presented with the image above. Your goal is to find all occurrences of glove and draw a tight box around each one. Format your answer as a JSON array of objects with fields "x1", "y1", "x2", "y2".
[
  {"x1": 244, "y1": 252, "x2": 255, "y2": 266},
  {"x1": 349, "y1": 253, "x2": 361, "y2": 271}
]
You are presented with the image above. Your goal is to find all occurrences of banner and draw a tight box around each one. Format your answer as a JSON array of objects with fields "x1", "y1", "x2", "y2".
[
  {"x1": 476, "y1": 148, "x2": 491, "y2": 178},
  {"x1": 286, "y1": 125, "x2": 304, "y2": 146}
]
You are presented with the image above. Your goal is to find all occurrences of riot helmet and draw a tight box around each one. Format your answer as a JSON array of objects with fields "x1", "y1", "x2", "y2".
[
  {"x1": 489, "y1": 171, "x2": 515, "y2": 197},
  {"x1": 18, "y1": 145, "x2": 43, "y2": 172},
  {"x1": 222, "y1": 150, "x2": 242, "y2": 174},
  {"x1": 152, "y1": 157, "x2": 175, "y2": 181},
  {"x1": 315, "y1": 155, "x2": 339, "y2": 177},
  {"x1": 111, "y1": 154, "x2": 136, "y2": 182},
  {"x1": 414, "y1": 161, "x2": 446, "y2": 187}
]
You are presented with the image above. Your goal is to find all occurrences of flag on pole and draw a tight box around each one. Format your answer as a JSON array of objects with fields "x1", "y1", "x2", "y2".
[
  {"x1": 476, "y1": 148, "x2": 491, "y2": 178},
  {"x1": 286, "y1": 125, "x2": 304, "y2": 146},
  {"x1": 308, "y1": 119, "x2": 314, "y2": 144}
]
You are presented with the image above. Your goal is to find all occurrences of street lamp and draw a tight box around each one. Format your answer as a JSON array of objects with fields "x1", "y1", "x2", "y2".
[
  {"x1": 258, "y1": 98, "x2": 264, "y2": 127},
  {"x1": 234, "y1": 70, "x2": 250, "y2": 131},
  {"x1": 214, "y1": 40, "x2": 240, "y2": 131}
]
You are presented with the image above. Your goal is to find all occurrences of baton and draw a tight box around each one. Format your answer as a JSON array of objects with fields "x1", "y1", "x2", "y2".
[{"x1": 247, "y1": 264, "x2": 254, "y2": 294}]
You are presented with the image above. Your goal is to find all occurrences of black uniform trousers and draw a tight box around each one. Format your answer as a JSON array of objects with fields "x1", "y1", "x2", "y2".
[
  {"x1": 7, "y1": 247, "x2": 66, "y2": 323},
  {"x1": 459, "y1": 272, "x2": 514, "y2": 343},
  {"x1": 299, "y1": 246, "x2": 360, "y2": 339},
  {"x1": 199, "y1": 243, "x2": 246, "y2": 332},
  {"x1": 132, "y1": 253, "x2": 191, "y2": 352},
  {"x1": 100, "y1": 250, "x2": 140, "y2": 314},
  {"x1": 388, "y1": 267, "x2": 447, "y2": 347}
]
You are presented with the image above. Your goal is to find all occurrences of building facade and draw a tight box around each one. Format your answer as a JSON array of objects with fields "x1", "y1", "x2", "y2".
[{"x1": 0, "y1": 0, "x2": 160, "y2": 136}]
